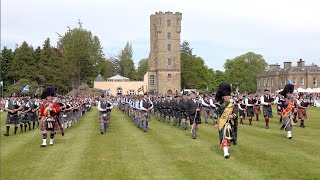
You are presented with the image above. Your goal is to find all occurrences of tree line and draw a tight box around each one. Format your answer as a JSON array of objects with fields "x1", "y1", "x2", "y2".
[{"x1": 0, "y1": 23, "x2": 268, "y2": 96}]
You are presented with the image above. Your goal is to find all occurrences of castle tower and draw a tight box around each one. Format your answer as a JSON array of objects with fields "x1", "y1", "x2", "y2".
[{"x1": 147, "y1": 11, "x2": 182, "y2": 94}]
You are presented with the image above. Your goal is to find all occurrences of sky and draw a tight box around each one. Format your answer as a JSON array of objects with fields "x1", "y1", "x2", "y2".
[{"x1": 2, "y1": 0, "x2": 320, "y2": 71}]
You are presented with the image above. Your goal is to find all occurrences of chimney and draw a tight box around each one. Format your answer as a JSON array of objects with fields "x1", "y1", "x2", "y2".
[
  {"x1": 269, "y1": 63, "x2": 280, "y2": 71},
  {"x1": 284, "y1": 62, "x2": 292, "y2": 70},
  {"x1": 297, "y1": 59, "x2": 305, "y2": 69}
]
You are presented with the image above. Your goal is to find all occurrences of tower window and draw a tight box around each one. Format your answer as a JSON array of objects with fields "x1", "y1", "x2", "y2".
[
  {"x1": 150, "y1": 75, "x2": 155, "y2": 86},
  {"x1": 168, "y1": 58, "x2": 172, "y2": 66},
  {"x1": 167, "y1": 20, "x2": 171, "y2": 27},
  {"x1": 168, "y1": 74, "x2": 172, "y2": 79},
  {"x1": 177, "y1": 18, "x2": 180, "y2": 26},
  {"x1": 313, "y1": 77, "x2": 317, "y2": 86},
  {"x1": 167, "y1": 44, "x2": 171, "y2": 51},
  {"x1": 167, "y1": 32, "x2": 171, "y2": 39}
]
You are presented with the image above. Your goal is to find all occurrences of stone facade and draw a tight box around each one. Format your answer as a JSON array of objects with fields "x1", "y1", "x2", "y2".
[
  {"x1": 93, "y1": 11, "x2": 182, "y2": 95},
  {"x1": 257, "y1": 59, "x2": 320, "y2": 93},
  {"x1": 147, "y1": 11, "x2": 182, "y2": 94}
]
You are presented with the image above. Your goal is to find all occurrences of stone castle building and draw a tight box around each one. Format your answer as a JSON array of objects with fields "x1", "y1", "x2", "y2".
[
  {"x1": 94, "y1": 11, "x2": 182, "y2": 95},
  {"x1": 256, "y1": 59, "x2": 320, "y2": 93}
]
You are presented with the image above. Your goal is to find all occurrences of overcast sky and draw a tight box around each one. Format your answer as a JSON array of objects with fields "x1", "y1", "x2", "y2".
[{"x1": 2, "y1": 0, "x2": 320, "y2": 71}]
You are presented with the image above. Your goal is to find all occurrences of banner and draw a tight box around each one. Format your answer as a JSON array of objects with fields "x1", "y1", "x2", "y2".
[{"x1": 21, "y1": 85, "x2": 30, "y2": 94}]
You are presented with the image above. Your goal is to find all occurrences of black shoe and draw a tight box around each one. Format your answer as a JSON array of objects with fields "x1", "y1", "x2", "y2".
[
  {"x1": 3, "y1": 133, "x2": 9, "y2": 136},
  {"x1": 224, "y1": 155, "x2": 230, "y2": 159},
  {"x1": 233, "y1": 141, "x2": 237, "y2": 145},
  {"x1": 101, "y1": 132, "x2": 104, "y2": 134},
  {"x1": 40, "y1": 145, "x2": 47, "y2": 147}
]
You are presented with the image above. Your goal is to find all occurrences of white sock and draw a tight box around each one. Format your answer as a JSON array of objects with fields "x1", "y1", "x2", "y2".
[
  {"x1": 223, "y1": 147, "x2": 229, "y2": 157},
  {"x1": 287, "y1": 131, "x2": 292, "y2": 138},
  {"x1": 50, "y1": 139, "x2": 54, "y2": 144},
  {"x1": 42, "y1": 139, "x2": 47, "y2": 145}
]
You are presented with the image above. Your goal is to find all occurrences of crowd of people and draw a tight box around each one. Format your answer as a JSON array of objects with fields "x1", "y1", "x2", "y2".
[
  {"x1": 115, "y1": 82, "x2": 311, "y2": 158},
  {"x1": 1, "y1": 81, "x2": 313, "y2": 159},
  {"x1": 1, "y1": 87, "x2": 93, "y2": 147}
]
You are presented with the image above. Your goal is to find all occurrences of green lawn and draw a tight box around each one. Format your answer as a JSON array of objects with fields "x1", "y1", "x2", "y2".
[{"x1": 1, "y1": 106, "x2": 319, "y2": 180}]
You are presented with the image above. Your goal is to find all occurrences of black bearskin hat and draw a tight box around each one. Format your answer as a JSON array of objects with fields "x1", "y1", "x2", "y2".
[
  {"x1": 41, "y1": 86, "x2": 55, "y2": 99},
  {"x1": 280, "y1": 84, "x2": 294, "y2": 98},
  {"x1": 215, "y1": 82, "x2": 232, "y2": 103}
]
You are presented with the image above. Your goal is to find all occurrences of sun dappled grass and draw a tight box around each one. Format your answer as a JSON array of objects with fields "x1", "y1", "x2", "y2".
[{"x1": 1, "y1": 106, "x2": 319, "y2": 179}]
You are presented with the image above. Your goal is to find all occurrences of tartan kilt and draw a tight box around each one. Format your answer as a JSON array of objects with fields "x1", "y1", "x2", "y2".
[
  {"x1": 200, "y1": 107, "x2": 210, "y2": 117},
  {"x1": 189, "y1": 113, "x2": 201, "y2": 125},
  {"x1": 140, "y1": 111, "x2": 151, "y2": 121},
  {"x1": 20, "y1": 114, "x2": 30, "y2": 123},
  {"x1": 98, "y1": 112, "x2": 111, "y2": 124},
  {"x1": 209, "y1": 108, "x2": 215, "y2": 118},
  {"x1": 254, "y1": 105, "x2": 261, "y2": 115},
  {"x1": 28, "y1": 112, "x2": 38, "y2": 121},
  {"x1": 41, "y1": 116, "x2": 60, "y2": 132},
  {"x1": 247, "y1": 106, "x2": 254, "y2": 117},
  {"x1": 174, "y1": 110, "x2": 180, "y2": 119},
  {"x1": 180, "y1": 111, "x2": 187, "y2": 119},
  {"x1": 239, "y1": 110, "x2": 245, "y2": 117},
  {"x1": 6, "y1": 114, "x2": 19, "y2": 125},
  {"x1": 263, "y1": 106, "x2": 273, "y2": 118},
  {"x1": 298, "y1": 108, "x2": 307, "y2": 119}
]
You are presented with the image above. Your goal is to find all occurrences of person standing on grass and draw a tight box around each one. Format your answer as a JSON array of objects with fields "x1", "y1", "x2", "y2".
[
  {"x1": 39, "y1": 87, "x2": 61, "y2": 147},
  {"x1": 297, "y1": 95, "x2": 308, "y2": 128},
  {"x1": 179, "y1": 92, "x2": 189, "y2": 130},
  {"x1": 3, "y1": 95, "x2": 22, "y2": 136},
  {"x1": 279, "y1": 83, "x2": 295, "y2": 139},
  {"x1": 260, "y1": 88, "x2": 274, "y2": 129},
  {"x1": 245, "y1": 93, "x2": 254, "y2": 125},
  {"x1": 253, "y1": 95, "x2": 261, "y2": 121},
  {"x1": 27, "y1": 96, "x2": 40, "y2": 130},
  {"x1": 214, "y1": 82, "x2": 238, "y2": 158},
  {"x1": 139, "y1": 92, "x2": 153, "y2": 132},
  {"x1": 187, "y1": 90, "x2": 201, "y2": 139},
  {"x1": 97, "y1": 93, "x2": 113, "y2": 134}
]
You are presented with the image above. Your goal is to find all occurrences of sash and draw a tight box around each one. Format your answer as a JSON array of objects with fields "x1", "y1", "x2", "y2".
[
  {"x1": 281, "y1": 100, "x2": 295, "y2": 117},
  {"x1": 218, "y1": 103, "x2": 234, "y2": 131}
]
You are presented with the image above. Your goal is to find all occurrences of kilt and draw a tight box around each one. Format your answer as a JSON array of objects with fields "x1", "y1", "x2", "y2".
[
  {"x1": 239, "y1": 110, "x2": 245, "y2": 117},
  {"x1": 41, "y1": 116, "x2": 60, "y2": 132},
  {"x1": 140, "y1": 111, "x2": 151, "y2": 121},
  {"x1": 98, "y1": 112, "x2": 111, "y2": 124},
  {"x1": 263, "y1": 105, "x2": 273, "y2": 118},
  {"x1": 180, "y1": 111, "x2": 187, "y2": 119},
  {"x1": 298, "y1": 108, "x2": 307, "y2": 119},
  {"x1": 254, "y1": 105, "x2": 261, "y2": 115},
  {"x1": 200, "y1": 107, "x2": 210, "y2": 117},
  {"x1": 218, "y1": 123, "x2": 234, "y2": 144},
  {"x1": 6, "y1": 114, "x2": 19, "y2": 125},
  {"x1": 173, "y1": 110, "x2": 180, "y2": 119},
  {"x1": 28, "y1": 112, "x2": 38, "y2": 121},
  {"x1": 209, "y1": 108, "x2": 215, "y2": 118},
  {"x1": 247, "y1": 106, "x2": 254, "y2": 117},
  {"x1": 282, "y1": 116, "x2": 292, "y2": 131},
  {"x1": 20, "y1": 114, "x2": 30, "y2": 123},
  {"x1": 189, "y1": 113, "x2": 201, "y2": 125}
]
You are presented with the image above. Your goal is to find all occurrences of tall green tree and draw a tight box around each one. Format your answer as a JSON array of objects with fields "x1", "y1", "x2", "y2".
[
  {"x1": 118, "y1": 42, "x2": 135, "y2": 78},
  {"x1": 57, "y1": 23, "x2": 104, "y2": 88},
  {"x1": 8, "y1": 41, "x2": 37, "y2": 82},
  {"x1": 134, "y1": 58, "x2": 148, "y2": 81},
  {"x1": 181, "y1": 41, "x2": 214, "y2": 90},
  {"x1": 224, "y1": 52, "x2": 267, "y2": 92},
  {"x1": 0, "y1": 47, "x2": 14, "y2": 88}
]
